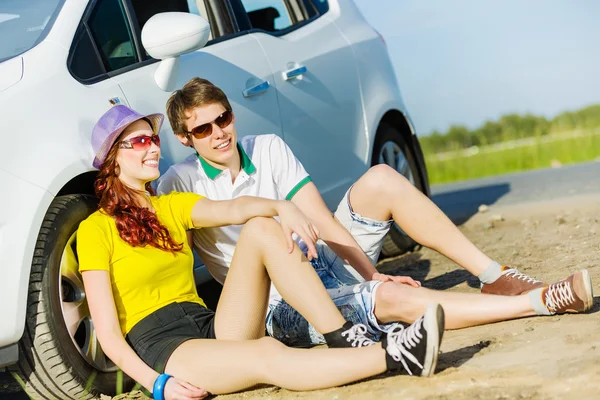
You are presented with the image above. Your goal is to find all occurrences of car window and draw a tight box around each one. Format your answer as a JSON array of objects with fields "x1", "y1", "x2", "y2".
[
  {"x1": 0, "y1": 0, "x2": 64, "y2": 62},
  {"x1": 237, "y1": 0, "x2": 322, "y2": 33},
  {"x1": 69, "y1": 0, "x2": 218, "y2": 81},
  {"x1": 129, "y1": 0, "x2": 195, "y2": 31},
  {"x1": 239, "y1": 0, "x2": 297, "y2": 32},
  {"x1": 69, "y1": 25, "x2": 105, "y2": 81},
  {"x1": 87, "y1": 0, "x2": 138, "y2": 71},
  {"x1": 311, "y1": 0, "x2": 328, "y2": 15}
]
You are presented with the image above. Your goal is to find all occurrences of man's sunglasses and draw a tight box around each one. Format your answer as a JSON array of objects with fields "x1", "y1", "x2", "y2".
[
  {"x1": 119, "y1": 134, "x2": 161, "y2": 150},
  {"x1": 184, "y1": 110, "x2": 233, "y2": 139}
]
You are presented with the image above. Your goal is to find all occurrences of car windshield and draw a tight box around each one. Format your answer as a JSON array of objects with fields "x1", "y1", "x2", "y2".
[{"x1": 0, "y1": 0, "x2": 64, "y2": 63}]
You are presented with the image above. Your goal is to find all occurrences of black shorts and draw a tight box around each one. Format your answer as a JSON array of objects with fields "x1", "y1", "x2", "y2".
[{"x1": 126, "y1": 302, "x2": 216, "y2": 372}]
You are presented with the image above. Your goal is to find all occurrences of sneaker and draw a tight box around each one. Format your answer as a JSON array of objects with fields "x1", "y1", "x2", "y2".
[
  {"x1": 543, "y1": 270, "x2": 594, "y2": 314},
  {"x1": 382, "y1": 303, "x2": 445, "y2": 377},
  {"x1": 325, "y1": 321, "x2": 376, "y2": 348},
  {"x1": 481, "y1": 266, "x2": 546, "y2": 296}
]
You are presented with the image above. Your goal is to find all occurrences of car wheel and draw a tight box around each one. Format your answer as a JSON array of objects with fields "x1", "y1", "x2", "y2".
[
  {"x1": 9, "y1": 195, "x2": 133, "y2": 399},
  {"x1": 372, "y1": 123, "x2": 425, "y2": 258}
]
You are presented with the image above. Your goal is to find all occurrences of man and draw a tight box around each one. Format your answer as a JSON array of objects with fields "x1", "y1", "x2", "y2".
[{"x1": 157, "y1": 77, "x2": 593, "y2": 348}]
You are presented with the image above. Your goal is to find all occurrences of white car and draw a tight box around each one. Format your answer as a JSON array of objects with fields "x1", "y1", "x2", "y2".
[{"x1": 0, "y1": 0, "x2": 430, "y2": 398}]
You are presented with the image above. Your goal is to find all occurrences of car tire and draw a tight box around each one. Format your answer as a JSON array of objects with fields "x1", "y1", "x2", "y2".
[
  {"x1": 9, "y1": 195, "x2": 134, "y2": 399},
  {"x1": 372, "y1": 123, "x2": 425, "y2": 258}
]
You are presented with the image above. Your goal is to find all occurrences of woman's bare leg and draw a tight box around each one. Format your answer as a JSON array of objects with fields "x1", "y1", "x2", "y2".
[
  {"x1": 375, "y1": 282, "x2": 535, "y2": 329},
  {"x1": 214, "y1": 217, "x2": 346, "y2": 340},
  {"x1": 165, "y1": 337, "x2": 387, "y2": 394}
]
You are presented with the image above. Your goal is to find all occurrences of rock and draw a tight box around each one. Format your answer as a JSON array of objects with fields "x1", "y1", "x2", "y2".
[
  {"x1": 483, "y1": 221, "x2": 495, "y2": 230},
  {"x1": 550, "y1": 159, "x2": 563, "y2": 168},
  {"x1": 556, "y1": 215, "x2": 566, "y2": 225},
  {"x1": 525, "y1": 326, "x2": 534, "y2": 332},
  {"x1": 478, "y1": 204, "x2": 489, "y2": 213},
  {"x1": 489, "y1": 214, "x2": 504, "y2": 222}
]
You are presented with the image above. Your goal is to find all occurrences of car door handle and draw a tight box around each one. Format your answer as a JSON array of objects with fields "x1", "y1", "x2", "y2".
[
  {"x1": 243, "y1": 80, "x2": 270, "y2": 97},
  {"x1": 282, "y1": 65, "x2": 307, "y2": 80}
]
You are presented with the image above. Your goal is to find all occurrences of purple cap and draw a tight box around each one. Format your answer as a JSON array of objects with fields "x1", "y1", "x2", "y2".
[{"x1": 91, "y1": 105, "x2": 164, "y2": 169}]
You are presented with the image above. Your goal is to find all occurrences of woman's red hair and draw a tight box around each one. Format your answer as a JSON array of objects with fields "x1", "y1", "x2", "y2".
[{"x1": 94, "y1": 138, "x2": 183, "y2": 252}]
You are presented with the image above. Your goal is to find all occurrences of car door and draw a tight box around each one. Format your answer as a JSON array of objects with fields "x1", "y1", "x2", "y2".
[
  {"x1": 233, "y1": 0, "x2": 367, "y2": 207},
  {"x1": 111, "y1": 0, "x2": 283, "y2": 175}
]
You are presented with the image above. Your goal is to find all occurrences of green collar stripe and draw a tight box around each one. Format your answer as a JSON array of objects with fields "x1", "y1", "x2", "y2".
[
  {"x1": 197, "y1": 142, "x2": 256, "y2": 180},
  {"x1": 197, "y1": 155, "x2": 222, "y2": 179},
  {"x1": 285, "y1": 176, "x2": 312, "y2": 200},
  {"x1": 238, "y1": 142, "x2": 257, "y2": 175}
]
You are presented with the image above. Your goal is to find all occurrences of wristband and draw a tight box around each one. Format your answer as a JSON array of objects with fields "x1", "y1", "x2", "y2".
[{"x1": 152, "y1": 373, "x2": 172, "y2": 400}]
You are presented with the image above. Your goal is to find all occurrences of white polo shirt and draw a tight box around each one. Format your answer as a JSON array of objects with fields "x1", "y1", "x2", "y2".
[{"x1": 157, "y1": 134, "x2": 311, "y2": 286}]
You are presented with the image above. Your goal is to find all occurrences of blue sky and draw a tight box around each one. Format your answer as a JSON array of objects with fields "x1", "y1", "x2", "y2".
[{"x1": 353, "y1": 0, "x2": 600, "y2": 136}]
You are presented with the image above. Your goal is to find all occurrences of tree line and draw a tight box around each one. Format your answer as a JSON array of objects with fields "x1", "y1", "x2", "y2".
[{"x1": 419, "y1": 104, "x2": 600, "y2": 155}]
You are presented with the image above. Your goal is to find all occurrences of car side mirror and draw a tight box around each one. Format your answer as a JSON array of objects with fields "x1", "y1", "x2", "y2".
[{"x1": 141, "y1": 12, "x2": 211, "y2": 91}]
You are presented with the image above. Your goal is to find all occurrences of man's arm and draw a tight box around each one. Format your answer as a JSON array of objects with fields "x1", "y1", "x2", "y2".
[
  {"x1": 291, "y1": 182, "x2": 421, "y2": 286},
  {"x1": 291, "y1": 182, "x2": 377, "y2": 280},
  {"x1": 267, "y1": 134, "x2": 416, "y2": 283}
]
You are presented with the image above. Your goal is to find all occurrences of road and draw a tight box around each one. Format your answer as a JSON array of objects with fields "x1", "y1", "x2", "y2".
[
  {"x1": 431, "y1": 160, "x2": 600, "y2": 225},
  {"x1": 2, "y1": 161, "x2": 599, "y2": 399}
]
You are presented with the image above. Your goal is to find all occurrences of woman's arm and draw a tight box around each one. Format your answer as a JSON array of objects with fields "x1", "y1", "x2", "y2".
[
  {"x1": 81, "y1": 271, "x2": 208, "y2": 399},
  {"x1": 191, "y1": 196, "x2": 320, "y2": 259},
  {"x1": 82, "y1": 270, "x2": 160, "y2": 390},
  {"x1": 191, "y1": 196, "x2": 282, "y2": 227}
]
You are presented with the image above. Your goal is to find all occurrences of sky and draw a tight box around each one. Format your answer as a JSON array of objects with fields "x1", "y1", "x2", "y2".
[{"x1": 353, "y1": 0, "x2": 600, "y2": 136}]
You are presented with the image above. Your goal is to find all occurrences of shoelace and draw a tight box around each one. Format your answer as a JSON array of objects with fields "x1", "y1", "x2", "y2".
[
  {"x1": 504, "y1": 268, "x2": 542, "y2": 284},
  {"x1": 385, "y1": 319, "x2": 425, "y2": 375},
  {"x1": 340, "y1": 324, "x2": 376, "y2": 347},
  {"x1": 544, "y1": 280, "x2": 575, "y2": 313}
]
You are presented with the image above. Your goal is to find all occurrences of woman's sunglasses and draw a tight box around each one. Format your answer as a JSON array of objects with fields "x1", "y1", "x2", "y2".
[
  {"x1": 119, "y1": 134, "x2": 161, "y2": 150},
  {"x1": 184, "y1": 110, "x2": 233, "y2": 139}
]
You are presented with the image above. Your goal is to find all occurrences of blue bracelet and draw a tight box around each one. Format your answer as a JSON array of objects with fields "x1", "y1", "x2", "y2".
[{"x1": 152, "y1": 373, "x2": 172, "y2": 400}]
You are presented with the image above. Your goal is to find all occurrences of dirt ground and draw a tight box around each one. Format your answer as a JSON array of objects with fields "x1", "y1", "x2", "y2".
[{"x1": 102, "y1": 194, "x2": 599, "y2": 400}]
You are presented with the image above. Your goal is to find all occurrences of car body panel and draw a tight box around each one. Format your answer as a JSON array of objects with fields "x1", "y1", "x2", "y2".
[
  {"x1": 251, "y1": 11, "x2": 366, "y2": 207},
  {"x1": 0, "y1": 168, "x2": 55, "y2": 347},
  {"x1": 0, "y1": 56, "x2": 23, "y2": 92}
]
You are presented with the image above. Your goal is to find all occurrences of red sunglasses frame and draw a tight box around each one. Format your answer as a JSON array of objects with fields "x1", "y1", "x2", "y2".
[{"x1": 119, "y1": 134, "x2": 161, "y2": 150}]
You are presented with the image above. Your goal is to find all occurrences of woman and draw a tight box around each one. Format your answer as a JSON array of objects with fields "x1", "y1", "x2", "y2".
[{"x1": 78, "y1": 105, "x2": 445, "y2": 400}]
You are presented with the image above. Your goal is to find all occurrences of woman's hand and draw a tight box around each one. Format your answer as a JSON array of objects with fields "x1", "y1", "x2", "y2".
[
  {"x1": 164, "y1": 377, "x2": 209, "y2": 400},
  {"x1": 372, "y1": 272, "x2": 421, "y2": 287},
  {"x1": 276, "y1": 201, "x2": 320, "y2": 260}
]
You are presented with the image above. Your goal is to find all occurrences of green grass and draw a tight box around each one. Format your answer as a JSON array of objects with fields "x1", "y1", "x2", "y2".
[{"x1": 424, "y1": 133, "x2": 600, "y2": 184}]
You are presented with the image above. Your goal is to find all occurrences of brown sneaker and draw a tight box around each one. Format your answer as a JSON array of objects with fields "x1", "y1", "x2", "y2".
[
  {"x1": 481, "y1": 266, "x2": 546, "y2": 296},
  {"x1": 543, "y1": 270, "x2": 594, "y2": 314}
]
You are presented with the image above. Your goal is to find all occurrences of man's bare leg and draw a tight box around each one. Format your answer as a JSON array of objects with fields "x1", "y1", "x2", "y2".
[
  {"x1": 348, "y1": 164, "x2": 492, "y2": 276},
  {"x1": 373, "y1": 282, "x2": 534, "y2": 329}
]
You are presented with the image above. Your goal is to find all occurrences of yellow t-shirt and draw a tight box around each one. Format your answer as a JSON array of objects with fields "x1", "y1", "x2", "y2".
[{"x1": 77, "y1": 192, "x2": 206, "y2": 335}]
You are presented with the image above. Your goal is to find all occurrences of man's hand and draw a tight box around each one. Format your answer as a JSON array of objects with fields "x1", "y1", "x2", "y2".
[
  {"x1": 276, "y1": 201, "x2": 320, "y2": 260},
  {"x1": 372, "y1": 272, "x2": 421, "y2": 287}
]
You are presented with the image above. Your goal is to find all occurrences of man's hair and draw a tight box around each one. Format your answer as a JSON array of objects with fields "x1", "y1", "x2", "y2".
[{"x1": 166, "y1": 77, "x2": 232, "y2": 135}]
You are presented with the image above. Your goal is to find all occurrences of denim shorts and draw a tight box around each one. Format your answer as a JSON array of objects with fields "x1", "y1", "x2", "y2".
[
  {"x1": 126, "y1": 302, "x2": 216, "y2": 372},
  {"x1": 266, "y1": 186, "x2": 395, "y2": 347}
]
